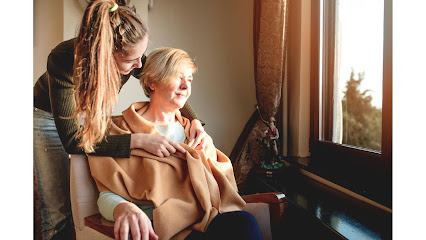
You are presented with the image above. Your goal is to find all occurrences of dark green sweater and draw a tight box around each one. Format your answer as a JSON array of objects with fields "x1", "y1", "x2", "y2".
[{"x1": 34, "y1": 38, "x2": 199, "y2": 158}]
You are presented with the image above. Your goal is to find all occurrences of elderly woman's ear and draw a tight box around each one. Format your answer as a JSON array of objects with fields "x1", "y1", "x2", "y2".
[{"x1": 149, "y1": 83, "x2": 155, "y2": 91}]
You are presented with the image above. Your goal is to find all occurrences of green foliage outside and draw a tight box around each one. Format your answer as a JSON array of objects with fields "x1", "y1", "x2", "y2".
[{"x1": 342, "y1": 71, "x2": 382, "y2": 151}]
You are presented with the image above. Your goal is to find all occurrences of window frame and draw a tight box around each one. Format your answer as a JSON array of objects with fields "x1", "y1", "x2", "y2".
[{"x1": 309, "y1": 0, "x2": 392, "y2": 208}]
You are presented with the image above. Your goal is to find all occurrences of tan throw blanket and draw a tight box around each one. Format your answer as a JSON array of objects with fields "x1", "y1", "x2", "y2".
[{"x1": 88, "y1": 102, "x2": 246, "y2": 240}]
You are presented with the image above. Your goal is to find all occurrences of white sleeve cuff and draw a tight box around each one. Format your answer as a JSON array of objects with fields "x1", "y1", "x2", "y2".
[{"x1": 97, "y1": 191, "x2": 128, "y2": 221}]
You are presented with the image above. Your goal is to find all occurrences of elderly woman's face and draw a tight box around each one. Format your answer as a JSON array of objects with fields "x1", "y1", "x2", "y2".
[{"x1": 151, "y1": 64, "x2": 193, "y2": 109}]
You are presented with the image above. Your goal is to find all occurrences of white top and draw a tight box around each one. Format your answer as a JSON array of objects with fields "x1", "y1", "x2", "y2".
[{"x1": 154, "y1": 120, "x2": 186, "y2": 144}]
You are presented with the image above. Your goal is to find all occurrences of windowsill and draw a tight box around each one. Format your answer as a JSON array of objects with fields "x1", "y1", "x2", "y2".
[
  {"x1": 286, "y1": 153, "x2": 392, "y2": 209},
  {"x1": 247, "y1": 160, "x2": 392, "y2": 240}
]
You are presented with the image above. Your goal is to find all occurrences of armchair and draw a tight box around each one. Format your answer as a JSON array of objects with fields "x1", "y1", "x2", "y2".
[{"x1": 70, "y1": 154, "x2": 287, "y2": 240}]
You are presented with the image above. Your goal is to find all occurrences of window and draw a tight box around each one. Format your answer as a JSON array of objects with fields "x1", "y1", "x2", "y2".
[
  {"x1": 321, "y1": 0, "x2": 384, "y2": 151},
  {"x1": 310, "y1": 0, "x2": 392, "y2": 208}
]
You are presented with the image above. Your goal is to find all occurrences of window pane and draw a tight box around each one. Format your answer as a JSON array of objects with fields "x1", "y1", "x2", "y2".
[{"x1": 328, "y1": 0, "x2": 384, "y2": 151}]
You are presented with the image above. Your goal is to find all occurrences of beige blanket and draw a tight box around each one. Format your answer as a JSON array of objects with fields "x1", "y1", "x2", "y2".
[{"x1": 88, "y1": 102, "x2": 245, "y2": 240}]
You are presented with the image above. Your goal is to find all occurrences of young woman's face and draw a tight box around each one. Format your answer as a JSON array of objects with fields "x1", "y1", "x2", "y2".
[
  {"x1": 114, "y1": 37, "x2": 149, "y2": 75},
  {"x1": 151, "y1": 64, "x2": 194, "y2": 110}
]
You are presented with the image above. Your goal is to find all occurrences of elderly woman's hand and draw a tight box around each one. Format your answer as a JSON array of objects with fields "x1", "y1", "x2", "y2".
[
  {"x1": 113, "y1": 202, "x2": 158, "y2": 240},
  {"x1": 188, "y1": 119, "x2": 208, "y2": 149}
]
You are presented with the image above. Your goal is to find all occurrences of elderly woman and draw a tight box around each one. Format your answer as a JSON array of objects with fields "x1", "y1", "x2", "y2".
[{"x1": 88, "y1": 48, "x2": 262, "y2": 240}]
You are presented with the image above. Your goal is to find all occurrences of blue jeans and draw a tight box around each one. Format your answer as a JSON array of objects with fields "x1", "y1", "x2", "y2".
[
  {"x1": 185, "y1": 211, "x2": 262, "y2": 240},
  {"x1": 34, "y1": 107, "x2": 72, "y2": 240}
]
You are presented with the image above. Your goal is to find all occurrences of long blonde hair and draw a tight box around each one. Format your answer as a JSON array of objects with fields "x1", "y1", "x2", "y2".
[{"x1": 73, "y1": 0, "x2": 148, "y2": 153}]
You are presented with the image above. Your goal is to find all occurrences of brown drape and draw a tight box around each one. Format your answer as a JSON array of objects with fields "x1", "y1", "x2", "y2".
[{"x1": 231, "y1": 0, "x2": 289, "y2": 190}]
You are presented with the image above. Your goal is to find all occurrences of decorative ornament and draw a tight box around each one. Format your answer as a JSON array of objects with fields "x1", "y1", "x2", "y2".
[{"x1": 255, "y1": 105, "x2": 284, "y2": 170}]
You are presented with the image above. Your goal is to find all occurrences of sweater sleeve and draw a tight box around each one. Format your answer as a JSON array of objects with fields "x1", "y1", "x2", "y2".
[
  {"x1": 97, "y1": 192, "x2": 129, "y2": 221},
  {"x1": 46, "y1": 40, "x2": 132, "y2": 157},
  {"x1": 97, "y1": 192, "x2": 155, "y2": 221},
  {"x1": 180, "y1": 101, "x2": 205, "y2": 126}
]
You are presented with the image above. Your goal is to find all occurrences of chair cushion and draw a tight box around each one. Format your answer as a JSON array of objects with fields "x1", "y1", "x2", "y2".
[{"x1": 70, "y1": 154, "x2": 100, "y2": 231}]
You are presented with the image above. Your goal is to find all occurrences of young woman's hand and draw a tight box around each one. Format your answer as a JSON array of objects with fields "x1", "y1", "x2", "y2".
[
  {"x1": 113, "y1": 202, "x2": 158, "y2": 240},
  {"x1": 187, "y1": 119, "x2": 208, "y2": 149},
  {"x1": 131, "y1": 133, "x2": 186, "y2": 157}
]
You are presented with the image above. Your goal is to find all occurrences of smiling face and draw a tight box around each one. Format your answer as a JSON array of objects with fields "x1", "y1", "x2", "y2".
[
  {"x1": 114, "y1": 36, "x2": 149, "y2": 75},
  {"x1": 150, "y1": 64, "x2": 194, "y2": 110}
]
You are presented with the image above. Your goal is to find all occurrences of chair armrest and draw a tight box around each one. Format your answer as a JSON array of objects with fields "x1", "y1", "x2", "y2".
[
  {"x1": 241, "y1": 192, "x2": 287, "y2": 233},
  {"x1": 242, "y1": 192, "x2": 287, "y2": 204},
  {"x1": 84, "y1": 214, "x2": 114, "y2": 239}
]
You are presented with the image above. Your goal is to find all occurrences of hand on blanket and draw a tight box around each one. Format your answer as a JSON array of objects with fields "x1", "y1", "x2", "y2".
[
  {"x1": 131, "y1": 133, "x2": 186, "y2": 157},
  {"x1": 113, "y1": 202, "x2": 158, "y2": 240},
  {"x1": 188, "y1": 119, "x2": 208, "y2": 149}
]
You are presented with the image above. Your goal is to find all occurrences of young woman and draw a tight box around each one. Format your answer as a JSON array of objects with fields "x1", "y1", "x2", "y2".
[
  {"x1": 91, "y1": 47, "x2": 262, "y2": 240},
  {"x1": 33, "y1": 1, "x2": 207, "y2": 239}
]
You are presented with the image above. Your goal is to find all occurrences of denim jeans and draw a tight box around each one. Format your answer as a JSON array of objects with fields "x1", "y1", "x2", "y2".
[
  {"x1": 34, "y1": 107, "x2": 72, "y2": 240},
  {"x1": 185, "y1": 211, "x2": 262, "y2": 240}
]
